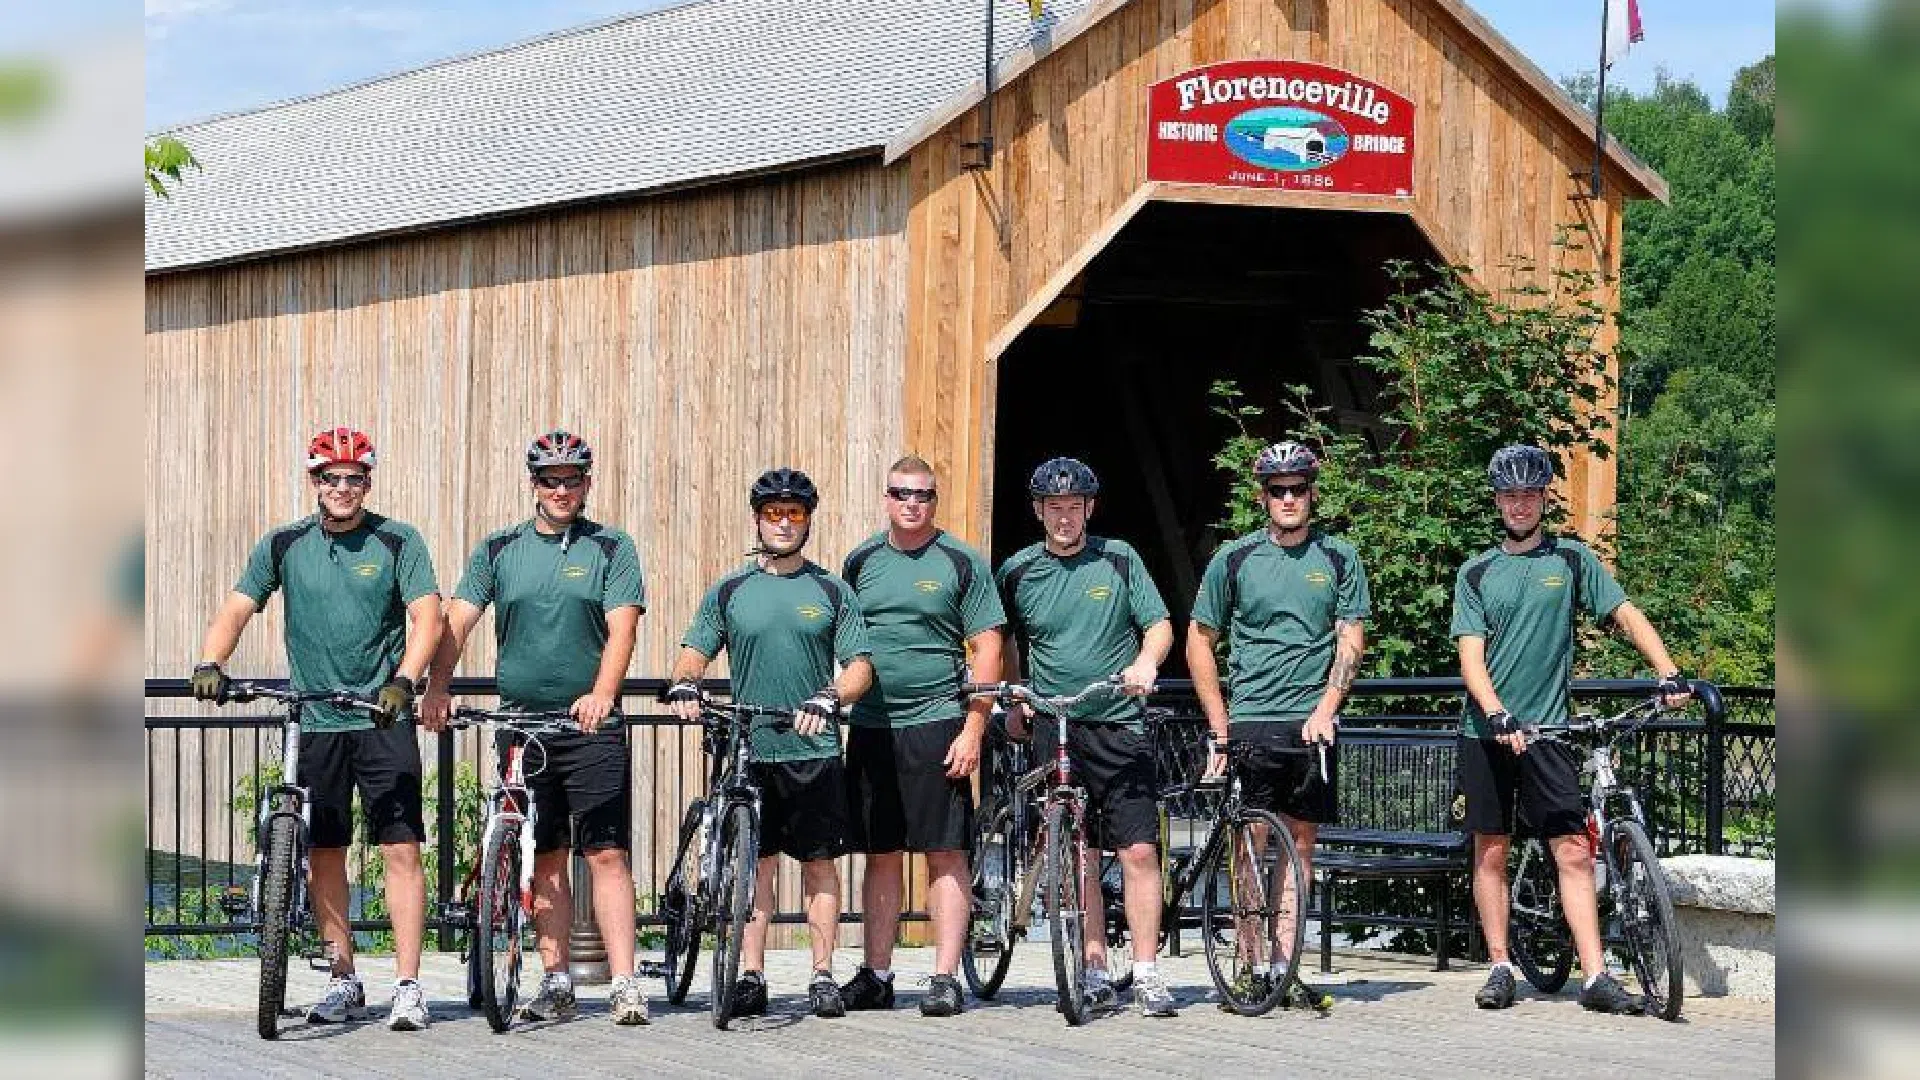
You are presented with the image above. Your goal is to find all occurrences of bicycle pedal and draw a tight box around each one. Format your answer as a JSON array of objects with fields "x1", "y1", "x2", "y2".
[
  {"x1": 301, "y1": 941, "x2": 339, "y2": 971},
  {"x1": 439, "y1": 902, "x2": 472, "y2": 929},
  {"x1": 635, "y1": 960, "x2": 669, "y2": 979},
  {"x1": 971, "y1": 938, "x2": 1004, "y2": 957},
  {"x1": 217, "y1": 888, "x2": 252, "y2": 918}
]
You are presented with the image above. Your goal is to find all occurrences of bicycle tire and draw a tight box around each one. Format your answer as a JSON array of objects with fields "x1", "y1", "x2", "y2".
[
  {"x1": 1045, "y1": 801, "x2": 1091, "y2": 1026},
  {"x1": 1509, "y1": 838, "x2": 1574, "y2": 994},
  {"x1": 465, "y1": 895, "x2": 485, "y2": 1009},
  {"x1": 659, "y1": 800, "x2": 707, "y2": 1006},
  {"x1": 254, "y1": 807, "x2": 299, "y2": 1041},
  {"x1": 1608, "y1": 820, "x2": 1684, "y2": 1021},
  {"x1": 961, "y1": 801, "x2": 1018, "y2": 999},
  {"x1": 1199, "y1": 809, "x2": 1301, "y2": 1016},
  {"x1": 475, "y1": 821, "x2": 525, "y2": 1033},
  {"x1": 710, "y1": 802, "x2": 758, "y2": 1030}
]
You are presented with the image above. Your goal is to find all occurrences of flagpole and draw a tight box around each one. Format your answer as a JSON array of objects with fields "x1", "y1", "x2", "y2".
[
  {"x1": 964, "y1": 0, "x2": 996, "y2": 170},
  {"x1": 1590, "y1": 0, "x2": 1610, "y2": 199}
]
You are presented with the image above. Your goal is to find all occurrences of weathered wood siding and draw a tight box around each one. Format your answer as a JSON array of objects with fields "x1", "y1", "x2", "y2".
[
  {"x1": 145, "y1": 160, "x2": 911, "y2": 930},
  {"x1": 903, "y1": 0, "x2": 1629, "y2": 541}
]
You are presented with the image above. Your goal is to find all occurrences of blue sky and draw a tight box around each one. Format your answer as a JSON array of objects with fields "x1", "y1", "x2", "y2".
[{"x1": 131, "y1": 0, "x2": 1776, "y2": 131}]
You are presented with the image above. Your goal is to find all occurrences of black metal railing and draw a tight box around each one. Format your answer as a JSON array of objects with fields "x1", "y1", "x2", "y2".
[{"x1": 144, "y1": 676, "x2": 1773, "y2": 949}]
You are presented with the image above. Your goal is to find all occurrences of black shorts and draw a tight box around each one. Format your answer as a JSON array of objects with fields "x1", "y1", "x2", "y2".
[
  {"x1": 846, "y1": 718, "x2": 973, "y2": 854},
  {"x1": 752, "y1": 757, "x2": 854, "y2": 862},
  {"x1": 1231, "y1": 722, "x2": 1339, "y2": 825},
  {"x1": 1032, "y1": 721, "x2": 1160, "y2": 851},
  {"x1": 497, "y1": 729, "x2": 632, "y2": 855},
  {"x1": 1453, "y1": 735, "x2": 1586, "y2": 839},
  {"x1": 304, "y1": 723, "x2": 425, "y2": 849}
]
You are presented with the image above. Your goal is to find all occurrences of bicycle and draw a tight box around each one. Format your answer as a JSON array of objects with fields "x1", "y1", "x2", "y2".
[
  {"x1": 959, "y1": 678, "x2": 1139, "y2": 1026},
  {"x1": 212, "y1": 682, "x2": 385, "y2": 1041},
  {"x1": 1143, "y1": 734, "x2": 1312, "y2": 1016},
  {"x1": 443, "y1": 706, "x2": 578, "y2": 1033},
  {"x1": 654, "y1": 697, "x2": 794, "y2": 1030},
  {"x1": 1506, "y1": 684, "x2": 1714, "y2": 1022}
]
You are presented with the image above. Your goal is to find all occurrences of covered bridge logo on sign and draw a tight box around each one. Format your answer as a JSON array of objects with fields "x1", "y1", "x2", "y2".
[{"x1": 1147, "y1": 60, "x2": 1415, "y2": 196}]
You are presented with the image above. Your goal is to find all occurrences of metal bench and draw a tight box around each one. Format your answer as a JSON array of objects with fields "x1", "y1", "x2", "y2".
[{"x1": 1312, "y1": 728, "x2": 1469, "y2": 972}]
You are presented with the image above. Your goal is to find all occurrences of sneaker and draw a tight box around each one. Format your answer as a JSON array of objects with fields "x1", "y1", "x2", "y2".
[
  {"x1": 839, "y1": 966, "x2": 895, "y2": 1011},
  {"x1": 520, "y1": 972, "x2": 578, "y2": 1022},
  {"x1": 608, "y1": 973, "x2": 650, "y2": 1026},
  {"x1": 1578, "y1": 973, "x2": 1647, "y2": 1015},
  {"x1": 1133, "y1": 970, "x2": 1177, "y2": 1017},
  {"x1": 306, "y1": 974, "x2": 368, "y2": 1024},
  {"x1": 809, "y1": 970, "x2": 847, "y2": 1018},
  {"x1": 1219, "y1": 970, "x2": 1274, "y2": 1011},
  {"x1": 920, "y1": 974, "x2": 964, "y2": 1017},
  {"x1": 729, "y1": 972, "x2": 768, "y2": 1018},
  {"x1": 1475, "y1": 965, "x2": 1517, "y2": 1010},
  {"x1": 386, "y1": 980, "x2": 430, "y2": 1031},
  {"x1": 1281, "y1": 976, "x2": 1334, "y2": 1014},
  {"x1": 1080, "y1": 972, "x2": 1119, "y2": 1014}
]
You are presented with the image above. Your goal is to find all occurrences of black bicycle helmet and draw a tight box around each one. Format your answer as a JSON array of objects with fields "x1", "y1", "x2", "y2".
[
  {"x1": 1027, "y1": 457, "x2": 1100, "y2": 498},
  {"x1": 1252, "y1": 440, "x2": 1320, "y2": 480},
  {"x1": 1487, "y1": 444, "x2": 1554, "y2": 492},
  {"x1": 749, "y1": 467, "x2": 819, "y2": 511}
]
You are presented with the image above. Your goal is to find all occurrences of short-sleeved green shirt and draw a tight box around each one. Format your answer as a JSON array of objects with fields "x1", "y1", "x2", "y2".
[
  {"x1": 234, "y1": 513, "x2": 439, "y2": 732},
  {"x1": 996, "y1": 537, "x2": 1170, "y2": 728},
  {"x1": 681, "y1": 561, "x2": 872, "y2": 762},
  {"x1": 1450, "y1": 535, "x2": 1628, "y2": 736},
  {"x1": 843, "y1": 530, "x2": 1006, "y2": 729},
  {"x1": 1190, "y1": 529, "x2": 1371, "y2": 727},
  {"x1": 453, "y1": 518, "x2": 644, "y2": 720}
]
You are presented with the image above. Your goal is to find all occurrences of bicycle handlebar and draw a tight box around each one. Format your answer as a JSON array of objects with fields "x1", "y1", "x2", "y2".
[
  {"x1": 447, "y1": 706, "x2": 581, "y2": 734},
  {"x1": 224, "y1": 683, "x2": 382, "y2": 714},
  {"x1": 958, "y1": 677, "x2": 1126, "y2": 715}
]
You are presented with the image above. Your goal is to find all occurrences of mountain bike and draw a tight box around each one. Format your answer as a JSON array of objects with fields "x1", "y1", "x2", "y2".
[
  {"x1": 1507, "y1": 684, "x2": 1715, "y2": 1022},
  {"x1": 960, "y1": 678, "x2": 1135, "y2": 1026},
  {"x1": 654, "y1": 698, "x2": 793, "y2": 1030},
  {"x1": 213, "y1": 682, "x2": 384, "y2": 1040},
  {"x1": 1147, "y1": 741, "x2": 1310, "y2": 1016},
  {"x1": 443, "y1": 706, "x2": 577, "y2": 1033}
]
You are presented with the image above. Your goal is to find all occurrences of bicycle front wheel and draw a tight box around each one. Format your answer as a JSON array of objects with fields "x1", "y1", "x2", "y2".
[
  {"x1": 1608, "y1": 820, "x2": 1684, "y2": 1020},
  {"x1": 1044, "y1": 801, "x2": 1091, "y2": 1026},
  {"x1": 1199, "y1": 809, "x2": 1301, "y2": 1016},
  {"x1": 962, "y1": 801, "x2": 1018, "y2": 1000},
  {"x1": 1509, "y1": 837, "x2": 1574, "y2": 993},
  {"x1": 474, "y1": 821, "x2": 526, "y2": 1033},
  {"x1": 659, "y1": 800, "x2": 708, "y2": 1006},
  {"x1": 254, "y1": 804, "x2": 299, "y2": 1040},
  {"x1": 710, "y1": 802, "x2": 759, "y2": 1030}
]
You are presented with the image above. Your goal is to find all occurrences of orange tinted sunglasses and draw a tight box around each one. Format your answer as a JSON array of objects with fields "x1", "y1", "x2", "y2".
[{"x1": 758, "y1": 504, "x2": 811, "y2": 524}]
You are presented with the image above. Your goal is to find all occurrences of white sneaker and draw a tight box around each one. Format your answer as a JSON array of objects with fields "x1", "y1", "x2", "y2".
[
  {"x1": 307, "y1": 974, "x2": 368, "y2": 1024},
  {"x1": 521, "y1": 972, "x2": 578, "y2": 1021},
  {"x1": 387, "y1": 980, "x2": 430, "y2": 1031},
  {"x1": 608, "y1": 973, "x2": 650, "y2": 1025}
]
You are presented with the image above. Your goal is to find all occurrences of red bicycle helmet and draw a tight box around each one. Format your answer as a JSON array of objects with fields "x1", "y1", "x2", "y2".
[{"x1": 306, "y1": 427, "x2": 377, "y2": 472}]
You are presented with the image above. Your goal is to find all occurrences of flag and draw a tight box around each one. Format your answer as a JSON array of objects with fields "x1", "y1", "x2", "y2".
[{"x1": 1605, "y1": 0, "x2": 1644, "y2": 66}]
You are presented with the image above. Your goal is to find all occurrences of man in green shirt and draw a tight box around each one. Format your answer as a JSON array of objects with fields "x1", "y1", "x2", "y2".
[
  {"x1": 190, "y1": 427, "x2": 442, "y2": 1031},
  {"x1": 837, "y1": 456, "x2": 1005, "y2": 1018},
  {"x1": 997, "y1": 457, "x2": 1176, "y2": 1017},
  {"x1": 1187, "y1": 441, "x2": 1368, "y2": 1010},
  {"x1": 1453, "y1": 444, "x2": 1692, "y2": 1016},
  {"x1": 421, "y1": 431, "x2": 650, "y2": 1026},
  {"x1": 665, "y1": 468, "x2": 874, "y2": 1020}
]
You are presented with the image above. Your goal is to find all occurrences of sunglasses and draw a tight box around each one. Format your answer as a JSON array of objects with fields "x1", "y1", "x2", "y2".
[
  {"x1": 1265, "y1": 481, "x2": 1312, "y2": 501},
  {"x1": 758, "y1": 504, "x2": 811, "y2": 524},
  {"x1": 313, "y1": 472, "x2": 370, "y2": 489},
  {"x1": 533, "y1": 474, "x2": 587, "y2": 490},
  {"x1": 886, "y1": 486, "x2": 937, "y2": 504}
]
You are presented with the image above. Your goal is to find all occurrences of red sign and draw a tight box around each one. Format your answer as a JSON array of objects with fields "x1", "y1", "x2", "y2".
[{"x1": 1147, "y1": 60, "x2": 1415, "y2": 197}]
